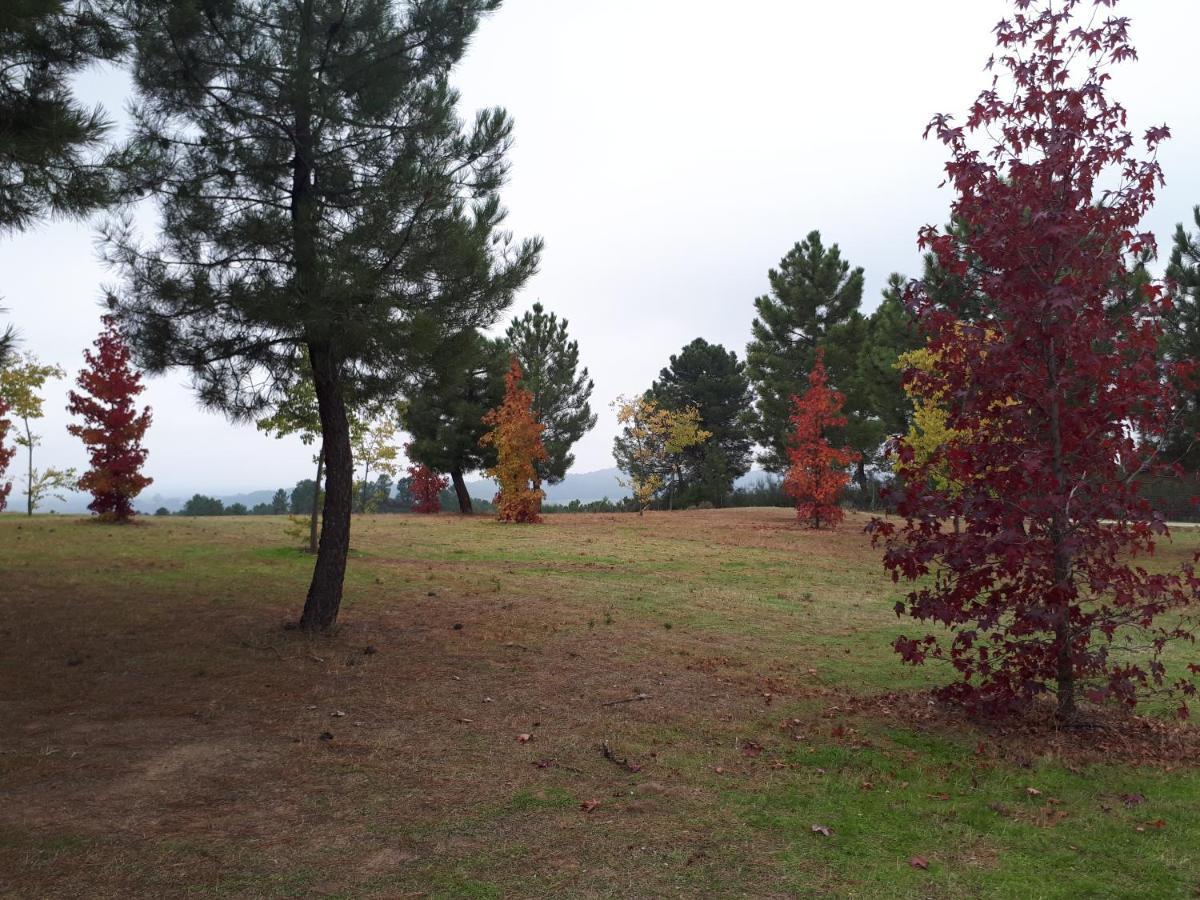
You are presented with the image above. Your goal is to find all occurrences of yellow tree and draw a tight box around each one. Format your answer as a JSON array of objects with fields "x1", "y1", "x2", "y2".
[{"x1": 612, "y1": 395, "x2": 710, "y2": 512}]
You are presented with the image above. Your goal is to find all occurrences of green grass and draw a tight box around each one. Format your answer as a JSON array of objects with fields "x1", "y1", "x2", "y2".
[{"x1": 2, "y1": 509, "x2": 1199, "y2": 898}]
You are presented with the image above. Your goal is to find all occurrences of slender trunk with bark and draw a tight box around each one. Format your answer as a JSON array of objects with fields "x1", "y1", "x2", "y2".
[
  {"x1": 301, "y1": 344, "x2": 352, "y2": 631},
  {"x1": 1046, "y1": 340, "x2": 1077, "y2": 720},
  {"x1": 293, "y1": 6, "x2": 352, "y2": 632},
  {"x1": 25, "y1": 419, "x2": 33, "y2": 516},
  {"x1": 308, "y1": 445, "x2": 324, "y2": 555},
  {"x1": 451, "y1": 467, "x2": 473, "y2": 514}
]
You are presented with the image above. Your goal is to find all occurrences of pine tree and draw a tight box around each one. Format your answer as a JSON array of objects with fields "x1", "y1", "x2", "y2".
[
  {"x1": 0, "y1": 1, "x2": 127, "y2": 231},
  {"x1": 854, "y1": 276, "x2": 921, "y2": 444},
  {"x1": 782, "y1": 351, "x2": 857, "y2": 528},
  {"x1": 66, "y1": 315, "x2": 153, "y2": 521},
  {"x1": 648, "y1": 338, "x2": 753, "y2": 507},
  {"x1": 480, "y1": 359, "x2": 546, "y2": 523},
  {"x1": 1163, "y1": 206, "x2": 1200, "y2": 469},
  {"x1": 505, "y1": 302, "x2": 596, "y2": 486},
  {"x1": 403, "y1": 329, "x2": 508, "y2": 514},
  {"x1": 102, "y1": 0, "x2": 540, "y2": 630},
  {"x1": 745, "y1": 231, "x2": 865, "y2": 472}
]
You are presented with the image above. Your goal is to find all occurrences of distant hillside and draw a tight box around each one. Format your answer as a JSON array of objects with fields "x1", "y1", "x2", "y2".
[
  {"x1": 468, "y1": 467, "x2": 778, "y2": 505},
  {"x1": 27, "y1": 468, "x2": 779, "y2": 515},
  {"x1": 467, "y1": 467, "x2": 628, "y2": 505}
]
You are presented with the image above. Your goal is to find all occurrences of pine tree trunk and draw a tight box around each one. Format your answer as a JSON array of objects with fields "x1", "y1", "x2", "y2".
[
  {"x1": 451, "y1": 467, "x2": 473, "y2": 515},
  {"x1": 301, "y1": 345, "x2": 352, "y2": 632},
  {"x1": 293, "y1": 5, "x2": 350, "y2": 631},
  {"x1": 308, "y1": 445, "x2": 324, "y2": 555}
]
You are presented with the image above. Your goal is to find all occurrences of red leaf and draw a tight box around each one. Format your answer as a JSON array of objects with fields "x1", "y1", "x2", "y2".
[
  {"x1": 909, "y1": 856, "x2": 930, "y2": 870},
  {"x1": 580, "y1": 799, "x2": 600, "y2": 813}
]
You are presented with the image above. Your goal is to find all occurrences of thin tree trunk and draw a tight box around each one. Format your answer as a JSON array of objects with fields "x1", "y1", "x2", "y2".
[
  {"x1": 451, "y1": 467, "x2": 473, "y2": 515},
  {"x1": 301, "y1": 344, "x2": 352, "y2": 631},
  {"x1": 25, "y1": 419, "x2": 33, "y2": 516},
  {"x1": 308, "y1": 445, "x2": 324, "y2": 555},
  {"x1": 1047, "y1": 340, "x2": 1077, "y2": 720}
]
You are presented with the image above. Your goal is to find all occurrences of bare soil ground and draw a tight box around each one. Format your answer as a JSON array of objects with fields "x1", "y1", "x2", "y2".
[{"x1": 1, "y1": 509, "x2": 1198, "y2": 898}]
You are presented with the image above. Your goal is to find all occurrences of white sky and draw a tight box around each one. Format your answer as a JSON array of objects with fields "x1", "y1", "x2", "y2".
[{"x1": 3, "y1": 0, "x2": 1198, "y2": 496}]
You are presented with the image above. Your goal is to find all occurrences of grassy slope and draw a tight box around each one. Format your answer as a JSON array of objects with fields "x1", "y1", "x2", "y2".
[{"x1": 0, "y1": 509, "x2": 1197, "y2": 898}]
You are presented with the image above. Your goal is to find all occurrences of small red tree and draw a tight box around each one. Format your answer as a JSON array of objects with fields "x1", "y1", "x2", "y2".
[
  {"x1": 408, "y1": 458, "x2": 448, "y2": 514},
  {"x1": 66, "y1": 316, "x2": 153, "y2": 522},
  {"x1": 0, "y1": 396, "x2": 14, "y2": 512},
  {"x1": 783, "y1": 351, "x2": 858, "y2": 528},
  {"x1": 480, "y1": 359, "x2": 547, "y2": 523},
  {"x1": 870, "y1": 0, "x2": 1200, "y2": 720}
]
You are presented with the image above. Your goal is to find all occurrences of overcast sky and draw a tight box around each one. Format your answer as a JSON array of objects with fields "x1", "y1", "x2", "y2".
[{"x1": 3, "y1": 0, "x2": 1199, "y2": 498}]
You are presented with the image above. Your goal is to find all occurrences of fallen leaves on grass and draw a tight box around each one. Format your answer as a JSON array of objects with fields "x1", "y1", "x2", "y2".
[
  {"x1": 580, "y1": 799, "x2": 601, "y2": 813},
  {"x1": 811, "y1": 824, "x2": 833, "y2": 837},
  {"x1": 516, "y1": 733, "x2": 533, "y2": 743},
  {"x1": 909, "y1": 856, "x2": 929, "y2": 870}
]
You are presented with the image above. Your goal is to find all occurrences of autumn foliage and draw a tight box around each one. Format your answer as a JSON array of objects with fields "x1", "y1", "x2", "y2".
[
  {"x1": 407, "y1": 455, "x2": 448, "y2": 514},
  {"x1": 783, "y1": 351, "x2": 858, "y2": 528},
  {"x1": 870, "y1": 0, "x2": 1200, "y2": 719},
  {"x1": 66, "y1": 316, "x2": 153, "y2": 522},
  {"x1": 0, "y1": 396, "x2": 14, "y2": 512},
  {"x1": 481, "y1": 359, "x2": 547, "y2": 523}
]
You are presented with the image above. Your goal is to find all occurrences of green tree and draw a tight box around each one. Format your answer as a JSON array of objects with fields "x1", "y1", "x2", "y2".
[
  {"x1": 612, "y1": 394, "x2": 710, "y2": 513},
  {"x1": 0, "y1": 354, "x2": 76, "y2": 514},
  {"x1": 745, "y1": 231, "x2": 865, "y2": 472},
  {"x1": 182, "y1": 494, "x2": 224, "y2": 516},
  {"x1": 351, "y1": 409, "x2": 401, "y2": 512},
  {"x1": 103, "y1": 0, "x2": 540, "y2": 630},
  {"x1": 0, "y1": 1, "x2": 127, "y2": 232},
  {"x1": 505, "y1": 302, "x2": 596, "y2": 487},
  {"x1": 256, "y1": 365, "x2": 326, "y2": 551},
  {"x1": 1164, "y1": 206, "x2": 1200, "y2": 470},
  {"x1": 403, "y1": 329, "x2": 508, "y2": 514},
  {"x1": 290, "y1": 479, "x2": 319, "y2": 516},
  {"x1": 854, "y1": 275, "x2": 921, "y2": 448},
  {"x1": 270, "y1": 488, "x2": 289, "y2": 514},
  {"x1": 648, "y1": 338, "x2": 752, "y2": 507}
]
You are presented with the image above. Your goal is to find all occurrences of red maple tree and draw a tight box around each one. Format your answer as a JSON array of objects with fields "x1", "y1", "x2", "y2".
[
  {"x1": 870, "y1": 0, "x2": 1199, "y2": 720},
  {"x1": 407, "y1": 455, "x2": 448, "y2": 514},
  {"x1": 67, "y1": 316, "x2": 153, "y2": 522},
  {"x1": 783, "y1": 351, "x2": 858, "y2": 529},
  {"x1": 480, "y1": 359, "x2": 547, "y2": 524},
  {"x1": 0, "y1": 396, "x2": 14, "y2": 513}
]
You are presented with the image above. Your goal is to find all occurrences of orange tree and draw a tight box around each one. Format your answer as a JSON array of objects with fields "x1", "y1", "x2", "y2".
[
  {"x1": 783, "y1": 351, "x2": 858, "y2": 528},
  {"x1": 481, "y1": 359, "x2": 547, "y2": 523}
]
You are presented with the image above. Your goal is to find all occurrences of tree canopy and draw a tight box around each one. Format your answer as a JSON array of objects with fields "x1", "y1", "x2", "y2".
[{"x1": 103, "y1": 0, "x2": 540, "y2": 629}]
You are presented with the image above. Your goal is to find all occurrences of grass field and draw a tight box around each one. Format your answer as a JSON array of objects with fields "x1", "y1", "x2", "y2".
[{"x1": 2, "y1": 508, "x2": 1199, "y2": 898}]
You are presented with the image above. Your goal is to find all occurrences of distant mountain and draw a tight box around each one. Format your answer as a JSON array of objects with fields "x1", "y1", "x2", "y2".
[
  {"x1": 26, "y1": 467, "x2": 780, "y2": 515},
  {"x1": 466, "y1": 466, "x2": 779, "y2": 505},
  {"x1": 36, "y1": 488, "x2": 280, "y2": 515},
  {"x1": 467, "y1": 467, "x2": 629, "y2": 505}
]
